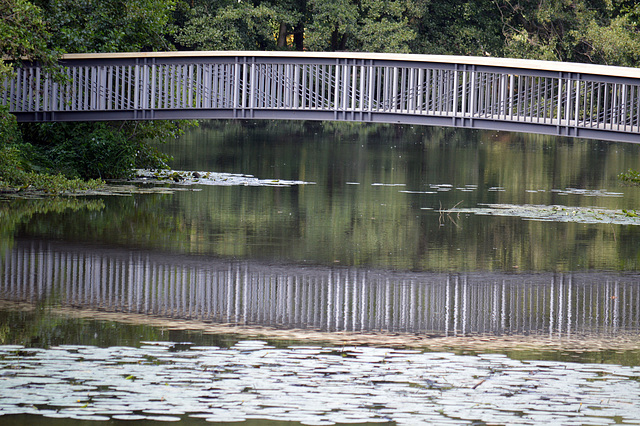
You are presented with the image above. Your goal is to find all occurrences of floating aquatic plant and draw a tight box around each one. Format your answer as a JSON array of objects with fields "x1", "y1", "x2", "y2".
[
  {"x1": 444, "y1": 203, "x2": 640, "y2": 225},
  {"x1": 1, "y1": 342, "x2": 639, "y2": 425},
  {"x1": 619, "y1": 169, "x2": 640, "y2": 185},
  {"x1": 133, "y1": 169, "x2": 314, "y2": 187}
]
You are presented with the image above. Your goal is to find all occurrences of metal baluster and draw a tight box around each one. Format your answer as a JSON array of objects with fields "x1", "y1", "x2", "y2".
[
  {"x1": 351, "y1": 63, "x2": 357, "y2": 112},
  {"x1": 342, "y1": 63, "x2": 350, "y2": 113},
  {"x1": 211, "y1": 64, "x2": 218, "y2": 108},
  {"x1": 283, "y1": 63, "x2": 290, "y2": 108},
  {"x1": 83, "y1": 66, "x2": 90, "y2": 110},
  {"x1": 133, "y1": 64, "x2": 140, "y2": 111},
  {"x1": 293, "y1": 63, "x2": 300, "y2": 109},
  {"x1": 312, "y1": 65, "x2": 318, "y2": 109},
  {"x1": 524, "y1": 74, "x2": 530, "y2": 120},
  {"x1": 423, "y1": 68, "x2": 430, "y2": 113},
  {"x1": 375, "y1": 66, "x2": 382, "y2": 111},
  {"x1": 391, "y1": 67, "x2": 400, "y2": 112},
  {"x1": 233, "y1": 61, "x2": 244, "y2": 108},
  {"x1": 120, "y1": 66, "x2": 126, "y2": 110},
  {"x1": 400, "y1": 67, "x2": 407, "y2": 112},
  {"x1": 334, "y1": 62, "x2": 341, "y2": 113},
  {"x1": 359, "y1": 64, "x2": 365, "y2": 112},
  {"x1": 382, "y1": 66, "x2": 389, "y2": 111},
  {"x1": 631, "y1": 86, "x2": 640, "y2": 132},
  {"x1": 184, "y1": 64, "x2": 198, "y2": 108},
  {"x1": 170, "y1": 64, "x2": 177, "y2": 109},
  {"x1": 452, "y1": 69, "x2": 459, "y2": 119},
  {"x1": 484, "y1": 73, "x2": 491, "y2": 117}
]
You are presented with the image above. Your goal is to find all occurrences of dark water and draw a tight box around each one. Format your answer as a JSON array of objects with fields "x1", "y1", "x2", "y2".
[
  {"x1": 2, "y1": 121, "x2": 640, "y2": 425},
  {"x1": 154, "y1": 121, "x2": 640, "y2": 271},
  {"x1": 6, "y1": 122, "x2": 640, "y2": 271}
]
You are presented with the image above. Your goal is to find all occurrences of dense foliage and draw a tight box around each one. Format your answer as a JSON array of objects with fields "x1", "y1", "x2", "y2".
[
  {"x1": 1, "y1": 0, "x2": 640, "y2": 188},
  {"x1": 33, "y1": 0, "x2": 177, "y2": 53},
  {"x1": 0, "y1": 0, "x2": 59, "y2": 79},
  {"x1": 172, "y1": 0, "x2": 640, "y2": 63},
  {"x1": 1, "y1": 0, "x2": 186, "y2": 190}
]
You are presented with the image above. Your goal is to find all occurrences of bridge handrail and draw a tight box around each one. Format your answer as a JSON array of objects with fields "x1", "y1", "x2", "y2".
[{"x1": 59, "y1": 51, "x2": 640, "y2": 80}]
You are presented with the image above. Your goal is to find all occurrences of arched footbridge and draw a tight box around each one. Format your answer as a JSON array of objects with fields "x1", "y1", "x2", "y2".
[{"x1": 3, "y1": 51, "x2": 640, "y2": 143}]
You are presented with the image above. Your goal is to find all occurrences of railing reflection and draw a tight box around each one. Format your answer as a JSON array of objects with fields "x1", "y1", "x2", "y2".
[{"x1": 1, "y1": 239, "x2": 639, "y2": 338}]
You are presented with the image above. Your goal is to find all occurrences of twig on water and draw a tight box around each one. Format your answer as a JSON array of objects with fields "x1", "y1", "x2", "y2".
[{"x1": 439, "y1": 200, "x2": 464, "y2": 227}]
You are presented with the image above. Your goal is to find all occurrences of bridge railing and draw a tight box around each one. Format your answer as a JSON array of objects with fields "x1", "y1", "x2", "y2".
[{"x1": 2, "y1": 51, "x2": 640, "y2": 143}]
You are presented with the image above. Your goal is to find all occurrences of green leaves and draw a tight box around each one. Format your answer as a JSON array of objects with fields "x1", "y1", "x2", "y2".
[
  {"x1": 306, "y1": 0, "x2": 417, "y2": 52},
  {"x1": 6, "y1": 1, "x2": 190, "y2": 184},
  {"x1": 582, "y1": 15, "x2": 640, "y2": 66},
  {"x1": 175, "y1": 0, "x2": 419, "y2": 53},
  {"x1": 39, "y1": 0, "x2": 177, "y2": 53},
  {"x1": 497, "y1": 0, "x2": 640, "y2": 66},
  {"x1": 0, "y1": 0, "x2": 60, "y2": 79},
  {"x1": 176, "y1": 3, "x2": 284, "y2": 51},
  {"x1": 18, "y1": 121, "x2": 192, "y2": 180}
]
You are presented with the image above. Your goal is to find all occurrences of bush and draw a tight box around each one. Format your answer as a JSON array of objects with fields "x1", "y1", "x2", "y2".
[
  {"x1": 1, "y1": 110, "x2": 103, "y2": 193},
  {"x1": 19, "y1": 122, "x2": 134, "y2": 179},
  {"x1": 19, "y1": 120, "x2": 192, "y2": 180},
  {"x1": 0, "y1": 144, "x2": 102, "y2": 193},
  {"x1": 0, "y1": 105, "x2": 20, "y2": 146}
]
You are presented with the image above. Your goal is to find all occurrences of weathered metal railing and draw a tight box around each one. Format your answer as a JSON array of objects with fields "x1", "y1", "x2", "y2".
[
  {"x1": 2, "y1": 240, "x2": 639, "y2": 338},
  {"x1": 2, "y1": 51, "x2": 640, "y2": 143}
]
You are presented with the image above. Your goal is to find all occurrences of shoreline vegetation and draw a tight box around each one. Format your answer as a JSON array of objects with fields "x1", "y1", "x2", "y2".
[{"x1": 0, "y1": 143, "x2": 104, "y2": 196}]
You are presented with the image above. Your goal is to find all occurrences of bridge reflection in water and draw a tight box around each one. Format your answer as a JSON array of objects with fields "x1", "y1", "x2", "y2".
[{"x1": 1, "y1": 239, "x2": 638, "y2": 338}]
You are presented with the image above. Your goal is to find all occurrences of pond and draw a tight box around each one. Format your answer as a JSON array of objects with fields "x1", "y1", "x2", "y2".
[{"x1": 1, "y1": 121, "x2": 640, "y2": 425}]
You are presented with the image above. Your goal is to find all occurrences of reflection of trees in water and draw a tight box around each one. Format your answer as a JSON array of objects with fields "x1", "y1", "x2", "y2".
[
  {"x1": 4, "y1": 123, "x2": 640, "y2": 271},
  {"x1": 2, "y1": 239, "x2": 638, "y2": 339},
  {"x1": 0, "y1": 198, "x2": 104, "y2": 257},
  {"x1": 156, "y1": 121, "x2": 640, "y2": 271}
]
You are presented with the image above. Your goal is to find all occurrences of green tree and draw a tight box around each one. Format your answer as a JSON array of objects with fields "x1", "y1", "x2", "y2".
[
  {"x1": 409, "y1": 0, "x2": 504, "y2": 56},
  {"x1": 33, "y1": 0, "x2": 177, "y2": 52},
  {"x1": 175, "y1": 1, "x2": 293, "y2": 51},
  {"x1": 1, "y1": 0, "x2": 56, "y2": 187},
  {"x1": 1, "y1": 0, "x2": 54, "y2": 147},
  {"x1": 10, "y1": 0, "x2": 193, "y2": 183},
  {"x1": 304, "y1": 0, "x2": 419, "y2": 52},
  {"x1": 273, "y1": 0, "x2": 308, "y2": 50},
  {"x1": 174, "y1": 0, "x2": 309, "y2": 51},
  {"x1": 0, "y1": 0, "x2": 59, "y2": 79},
  {"x1": 305, "y1": 0, "x2": 359, "y2": 51},
  {"x1": 20, "y1": 121, "x2": 183, "y2": 179},
  {"x1": 496, "y1": 0, "x2": 640, "y2": 66},
  {"x1": 175, "y1": 0, "x2": 421, "y2": 53}
]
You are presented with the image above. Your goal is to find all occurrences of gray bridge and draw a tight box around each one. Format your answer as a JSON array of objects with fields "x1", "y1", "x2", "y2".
[{"x1": 3, "y1": 51, "x2": 640, "y2": 143}]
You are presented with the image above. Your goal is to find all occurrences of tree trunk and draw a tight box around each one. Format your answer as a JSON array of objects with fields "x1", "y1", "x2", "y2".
[
  {"x1": 294, "y1": 23, "x2": 304, "y2": 51},
  {"x1": 277, "y1": 22, "x2": 288, "y2": 48}
]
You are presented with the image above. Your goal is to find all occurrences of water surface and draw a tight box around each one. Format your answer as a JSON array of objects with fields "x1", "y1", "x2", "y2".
[{"x1": 2, "y1": 121, "x2": 640, "y2": 425}]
